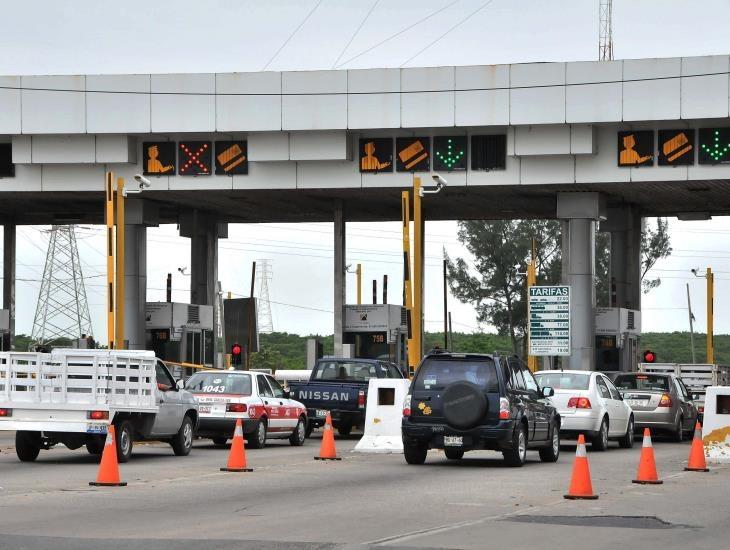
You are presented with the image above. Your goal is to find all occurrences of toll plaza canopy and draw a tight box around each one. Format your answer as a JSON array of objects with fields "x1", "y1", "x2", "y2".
[{"x1": 1, "y1": 55, "x2": 730, "y2": 224}]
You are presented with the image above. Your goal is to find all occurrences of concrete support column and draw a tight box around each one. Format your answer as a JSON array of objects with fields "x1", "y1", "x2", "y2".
[
  {"x1": 180, "y1": 211, "x2": 227, "y2": 307},
  {"x1": 3, "y1": 223, "x2": 16, "y2": 351},
  {"x1": 558, "y1": 193, "x2": 605, "y2": 371},
  {"x1": 333, "y1": 201, "x2": 346, "y2": 357},
  {"x1": 603, "y1": 206, "x2": 642, "y2": 310}
]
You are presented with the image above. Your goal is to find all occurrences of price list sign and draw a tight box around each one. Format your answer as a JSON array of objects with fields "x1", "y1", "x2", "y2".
[{"x1": 528, "y1": 286, "x2": 570, "y2": 356}]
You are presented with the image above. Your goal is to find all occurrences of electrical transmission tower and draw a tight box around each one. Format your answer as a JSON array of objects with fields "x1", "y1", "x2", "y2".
[
  {"x1": 599, "y1": 0, "x2": 614, "y2": 61},
  {"x1": 256, "y1": 259, "x2": 274, "y2": 334},
  {"x1": 31, "y1": 226, "x2": 93, "y2": 348}
]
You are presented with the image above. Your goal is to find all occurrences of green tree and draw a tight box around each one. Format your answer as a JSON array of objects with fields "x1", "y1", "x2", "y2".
[
  {"x1": 249, "y1": 345, "x2": 283, "y2": 371},
  {"x1": 641, "y1": 217, "x2": 672, "y2": 294}
]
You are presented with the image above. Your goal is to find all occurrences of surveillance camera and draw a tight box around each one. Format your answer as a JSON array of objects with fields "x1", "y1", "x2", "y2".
[
  {"x1": 134, "y1": 174, "x2": 152, "y2": 188},
  {"x1": 431, "y1": 173, "x2": 448, "y2": 187},
  {"x1": 691, "y1": 268, "x2": 698, "y2": 275}
]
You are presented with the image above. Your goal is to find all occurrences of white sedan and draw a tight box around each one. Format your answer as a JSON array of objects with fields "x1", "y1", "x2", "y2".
[{"x1": 534, "y1": 370, "x2": 634, "y2": 451}]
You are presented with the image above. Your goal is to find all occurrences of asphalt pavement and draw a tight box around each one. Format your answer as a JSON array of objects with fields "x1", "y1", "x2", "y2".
[{"x1": 0, "y1": 431, "x2": 727, "y2": 549}]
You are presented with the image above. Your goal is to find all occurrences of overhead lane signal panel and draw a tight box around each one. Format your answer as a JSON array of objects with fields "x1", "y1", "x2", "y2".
[
  {"x1": 215, "y1": 141, "x2": 248, "y2": 175},
  {"x1": 433, "y1": 136, "x2": 467, "y2": 171},
  {"x1": 617, "y1": 131, "x2": 653, "y2": 167},
  {"x1": 179, "y1": 141, "x2": 212, "y2": 176},
  {"x1": 359, "y1": 138, "x2": 393, "y2": 173},
  {"x1": 471, "y1": 135, "x2": 506, "y2": 171},
  {"x1": 699, "y1": 128, "x2": 730, "y2": 165},
  {"x1": 658, "y1": 130, "x2": 694, "y2": 166},
  {"x1": 143, "y1": 142, "x2": 176, "y2": 176},
  {"x1": 396, "y1": 137, "x2": 430, "y2": 172}
]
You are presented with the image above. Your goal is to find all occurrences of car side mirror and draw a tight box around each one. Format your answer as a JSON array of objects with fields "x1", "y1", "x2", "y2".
[
  {"x1": 283, "y1": 389, "x2": 291, "y2": 399},
  {"x1": 175, "y1": 379, "x2": 184, "y2": 391},
  {"x1": 541, "y1": 386, "x2": 555, "y2": 398}
]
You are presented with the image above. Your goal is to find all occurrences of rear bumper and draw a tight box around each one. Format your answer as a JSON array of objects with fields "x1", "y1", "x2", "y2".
[
  {"x1": 401, "y1": 420, "x2": 516, "y2": 452},
  {"x1": 633, "y1": 410, "x2": 676, "y2": 431},
  {"x1": 196, "y1": 417, "x2": 260, "y2": 438},
  {"x1": 306, "y1": 408, "x2": 364, "y2": 429},
  {"x1": 557, "y1": 410, "x2": 602, "y2": 436}
]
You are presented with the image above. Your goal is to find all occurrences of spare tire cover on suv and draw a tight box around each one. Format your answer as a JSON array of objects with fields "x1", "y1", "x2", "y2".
[{"x1": 442, "y1": 381, "x2": 488, "y2": 430}]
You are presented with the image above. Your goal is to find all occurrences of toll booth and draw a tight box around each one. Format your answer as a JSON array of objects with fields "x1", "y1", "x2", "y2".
[
  {"x1": 343, "y1": 304, "x2": 408, "y2": 371},
  {"x1": 595, "y1": 307, "x2": 641, "y2": 372},
  {"x1": 145, "y1": 302, "x2": 214, "y2": 372}
]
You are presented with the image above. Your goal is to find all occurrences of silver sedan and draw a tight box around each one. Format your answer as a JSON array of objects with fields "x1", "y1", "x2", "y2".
[{"x1": 613, "y1": 372, "x2": 698, "y2": 442}]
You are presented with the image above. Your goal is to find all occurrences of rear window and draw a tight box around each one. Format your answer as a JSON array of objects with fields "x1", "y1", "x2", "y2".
[
  {"x1": 534, "y1": 372, "x2": 590, "y2": 390},
  {"x1": 614, "y1": 374, "x2": 670, "y2": 392},
  {"x1": 414, "y1": 359, "x2": 499, "y2": 392},
  {"x1": 186, "y1": 373, "x2": 252, "y2": 395},
  {"x1": 314, "y1": 362, "x2": 378, "y2": 381}
]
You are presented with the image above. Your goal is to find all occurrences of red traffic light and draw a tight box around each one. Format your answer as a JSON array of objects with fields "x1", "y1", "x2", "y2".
[
  {"x1": 232, "y1": 344, "x2": 242, "y2": 356},
  {"x1": 643, "y1": 350, "x2": 656, "y2": 363}
]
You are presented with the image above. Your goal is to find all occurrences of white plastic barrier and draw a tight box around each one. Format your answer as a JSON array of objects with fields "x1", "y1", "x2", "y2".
[
  {"x1": 702, "y1": 386, "x2": 730, "y2": 463},
  {"x1": 354, "y1": 378, "x2": 410, "y2": 454}
]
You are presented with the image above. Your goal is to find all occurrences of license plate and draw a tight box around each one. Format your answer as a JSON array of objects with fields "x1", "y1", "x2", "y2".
[
  {"x1": 86, "y1": 423, "x2": 107, "y2": 434},
  {"x1": 628, "y1": 400, "x2": 647, "y2": 408},
  {"x1": 444, "y1": 436, "x2": 463, "y2": 447},
  {"x1": 316, "y1": 409, "x2": 328, "y2": 418},
  {"x1": 199, "y1": 405, "x2": 211, "y2": 414}
]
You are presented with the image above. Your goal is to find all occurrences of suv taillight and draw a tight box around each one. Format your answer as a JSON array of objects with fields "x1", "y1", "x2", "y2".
[
  {"x1": 658, "y1": 394, "x2": 672, "y2": 407},
  {"x1": 567, "y1": 397, "x2": 592, "y2": 409},
  {"x1": 227, "y1": 403, "x2": 247, "y2": 413},
  {"x1": 358, "y1": 390, "x2": 366, "y2": 409},
  {"x1": 403, "y1": 394, "x2": 412, "y2": 417},
  {"x1": 499, "y1": 397, "x2": 510, "y2": 420}
]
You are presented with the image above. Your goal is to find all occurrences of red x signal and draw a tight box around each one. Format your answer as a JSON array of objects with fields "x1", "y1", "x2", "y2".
[{"x1": 179, "y1": 142, "x2": 211, "y2": 175}]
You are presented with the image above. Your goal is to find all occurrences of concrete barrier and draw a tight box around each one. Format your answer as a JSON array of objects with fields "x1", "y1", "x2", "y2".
[
  {"x1": 702, "y1": 386, "x2": 730, "y2": 463},
  {"x1": 354, "y1": 378, "x2": 411, "y2": 454}
]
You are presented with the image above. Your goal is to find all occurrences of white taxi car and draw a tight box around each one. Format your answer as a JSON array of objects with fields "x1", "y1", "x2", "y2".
[
  {"x1": 534, "y1": 370, "x2": 634, "y2": 451},
  {"x1": 185, "y1": 370, "x2": 307, "y2": 449}
]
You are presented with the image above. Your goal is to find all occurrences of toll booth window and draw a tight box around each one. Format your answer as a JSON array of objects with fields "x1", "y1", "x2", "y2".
[
  {"x1": 314, "y1": 362, "x2": 377, "y2": 381},
  {"x1": 535, "y1": 373, "x2": 591, "y2": 391},
  {"x1": 186, "y1": 373, "x2": 252, "y2": 395},
  {"x1": 717, "y1": 395, "x2": 730, "y2": 415},
  {"x1": 614, "y1": 374, "x2": 670, "y2": 391},
  {"x1": 415, "y1": 359, "x2": 498, "y2": 392}
]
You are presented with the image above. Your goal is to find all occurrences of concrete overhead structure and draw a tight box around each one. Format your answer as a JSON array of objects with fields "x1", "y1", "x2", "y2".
[{"x1": 1, "y1": 55, "x2": 729, "y2": 365}]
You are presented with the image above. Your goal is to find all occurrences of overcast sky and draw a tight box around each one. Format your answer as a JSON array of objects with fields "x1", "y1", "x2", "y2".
[{"x1": 1, "y1": 0, "x2": 729, "y2": 342}]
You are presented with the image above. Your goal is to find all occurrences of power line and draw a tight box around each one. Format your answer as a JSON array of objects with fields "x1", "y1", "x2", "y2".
[
  {"x1": 331, "y1": 0, "x2": 381, "y2": 69},
  {"x1": 261, "y1": 0, "x2": 324, "y2": 71}
]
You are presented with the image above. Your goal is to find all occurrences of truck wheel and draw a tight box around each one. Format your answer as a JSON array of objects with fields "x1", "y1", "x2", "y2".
[
  {"x1": 247, "y1": 419, "x2": 267, "y2": 449},
  {"x1": 337, "y1": 424, "x2": 352, "y2": 437},
  {"x1": 115, "y1": 420, "x2": 134, "y2": 463},
  {"x1": 503, "y1": 424, "x2": 528, "y2": 467},
  {"x1": 212, "y1": 437, "x2": 228, "y2": 446},
  {"x1": 539, "y1": 421, "x2": 561, "y2": 462},
  {"x1": 15, "y1": 431, "x2": 41, "y2": 462},
  {"x1": 86, "y1": 434, "x2": 106, "y2": 455},
  {"x1": 171, "y1": 416, "x2": 194, "y2": 456},
  {"x1": 444, "y1": 448, "x2": 464, "y2": 460},
  {"x1": 305, "y1": 421, "x2": 314, "y2": 438},
  {"x1": 404, "y1": 443, "x2": 427, "y2": 465},
  {"x1": 289, "y1": 417, "x2": 306, "y2": 446}
]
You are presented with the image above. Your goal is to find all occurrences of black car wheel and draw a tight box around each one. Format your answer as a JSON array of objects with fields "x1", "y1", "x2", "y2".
[
  {"x1": 305, "y1": 421, "x2": 315, "y2": 438},
  {"x1": 503, "y1": 424, "x2": 527, "y2": 467},
  {"x1": 444, "y1": 448, "x2": 464, "y2": 460},
  {"x1": 618, "y1": 417, "x2": 635, "y2": 449},
  {"x1": 15, "y1": 431, "x2": 41, "y2": 462},
  {"x1": 672, "y1": 416, "x2": 684, "y2": 442},
  {"x1": 404, "y1": 443, "x2": 428, "y2": 465},
  {"x1": 114, "y1": 420, "x2": 134, "y2": 463},
  {"x1": 171, "y1": 415, "x2": 194, "y2": 456},
  {"x1": 86, "y1": 434, "x2": 106, "y2": 455},
  {"x1": 337, "y1": 424, "x2": 352, "y2": 437},
  {"x1": 592, "y1": 418, "x2": 609, "y2": 451},
  {"x1": 539, "y1": 421, "x2": 560, "y2": 462},
  {"x1": 247, "y1": 419, "x2": 267, "y2": 449},
  {"x1": 289, "y1": 417, "x2": 306, "y2": 446},
  {"x1": 212, "y1": 437, "x2": 228, "y2": 446}
]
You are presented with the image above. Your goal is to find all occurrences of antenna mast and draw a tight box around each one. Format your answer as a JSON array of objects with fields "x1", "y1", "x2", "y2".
[{"x1": 599, "y1": 0, "x2": 614, "y2": 61}]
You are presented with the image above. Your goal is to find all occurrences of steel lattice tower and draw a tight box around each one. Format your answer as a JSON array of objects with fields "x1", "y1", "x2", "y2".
[
  {"x1": 256, "y1": 259, "x2": 274, "y2": 334},
  {"x1": 599, "y1": 0, "x2": 614, "y2": 61},
  {"x1": 30, "y1": 226, "x2": 93, "y2": 347}
]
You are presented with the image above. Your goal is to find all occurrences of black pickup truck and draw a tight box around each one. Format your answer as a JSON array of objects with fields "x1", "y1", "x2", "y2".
[{"x1": 289, "y1": 358, "x2": 405, "y2": 436}]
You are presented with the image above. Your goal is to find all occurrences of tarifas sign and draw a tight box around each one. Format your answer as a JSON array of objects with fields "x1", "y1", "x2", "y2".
[{"x1": 528, "y1": 285, "x2": 571, "y2": 356}]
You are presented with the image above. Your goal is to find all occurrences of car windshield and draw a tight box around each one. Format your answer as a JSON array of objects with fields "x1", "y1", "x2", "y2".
[
  {"x1": 313, "y1": 361, "x2": 378, "y2": 381},
  {"x1": 614, "y1": 374, "x2": 670, "y2": 392},
  {"x1": 414, "y1": 359, "x2": 499, "y2": 392},
  {"x1": 534, "y1": 372, "x2": 590, "y2": 390},
  {"x1": 186, "y1": 373, "x2": 252, "y2": 395}
]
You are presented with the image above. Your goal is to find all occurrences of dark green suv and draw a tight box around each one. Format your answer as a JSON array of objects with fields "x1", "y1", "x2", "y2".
[{"x1": 401, "y1": 352, "x2": 561, "y2": 467}]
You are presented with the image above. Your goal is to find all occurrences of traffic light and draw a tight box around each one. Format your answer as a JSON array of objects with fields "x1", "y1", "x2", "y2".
[
  {"x1": 231, "y1": 343, "x2": 242, "y2": 367},
  {"x1": 642, "y1": 350, "x2": 656, "y2": 363}
]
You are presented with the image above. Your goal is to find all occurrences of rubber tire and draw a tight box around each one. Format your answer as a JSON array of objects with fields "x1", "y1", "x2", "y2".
[
  {"x1": 289, "y1": 417, "x2": 306, "y2": 446},
  {"x1": 114, "y1": 420, "x2": 134, "y2": 463},
  {"x1": 305, "y1": 422, "x2": 315, "y2": 438},
  {"x1": 404, "y1": 443, "x2": 427, "y2": 465},
  {"x1": 247, "y1": 419, "x2": 267, "y2": 449},
  {"x1": 672, "y1": 416, "x2": 684, "y2": 443},
  {"x1": 86, "y1": 434, "x2": 106, "y2": 455},
  {"x1": 337, "y1": 424, "x2": 352, "y2": 437},
  {"x1": 15, "y1": 431, "x2": 41, "y2": 462},
  {"x1": 442, "y1": 381, "x2": 488, "y2": 430},
  {"x1": 212, "y1": 437, "x2": 228, "y2": 446},
  {"x1": 503, "y1": 424, "x2": 528, "y2": 467},
  {"x1": 592, "y1": 418, "x2": 609, "y2": 451},
  {"x1": 618, "y1": 416, "x2": 635, "y2": 449},
  {"x1": 171, "y1": 415, "x2": 194, "y2": 456},
  {"x1": 444, "y1": 448, "x2": 464, "y2": 460},
  {"x1": 539, "y1": 421, "x2": 560, "y2": 462}
]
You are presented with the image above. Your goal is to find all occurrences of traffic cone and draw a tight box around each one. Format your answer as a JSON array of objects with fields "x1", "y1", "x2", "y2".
[
  {"x1": 685, "y1": 422, "x2": 709, "y2": 472},
  {"x1": 89, "y1": 425, "x2": 127, "y2": 487},
  {"x1": 633, "y1": 428, "x2": 663, "y2": 484},
  {"x1": 564, "y1": 434, "x2": 598, "y2": 499},
  {"x1": 314, "y1": 412, "x2": 341, "y2": 461},
  {"x1": 220, "y1": 418, "x2": 253, "y2": 472}
]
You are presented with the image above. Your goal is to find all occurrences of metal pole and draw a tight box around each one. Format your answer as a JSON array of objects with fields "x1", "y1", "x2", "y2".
[
  {"x1": 372, "y1": 280, "x2": 377, "y2": 305},
  {"x1": 247, "y1": 261, "x2": 256, "y2": 369},
  {"x1": 527, "y1": 238, "x2": 538, "y2": 372},
  {"x1": 105, "y1": 172, "x2": 115, "y2": 349},
  {"x1": 166, "y1": 273, "x2": 172, "y2": 302},
  {"x1": 443, "y1": 254, "x2": 448, "y2": 349},
  {"x1": 115, "y1": 178, "x2": 125, "y2": 349},
  {"x1": 383, "y1": 274, "x2": 388, "y2": 305},
  {"x1": 448, "y1": 311, "x2": 453, "y2": 351},
  {"x1": 413, "y1": 177, "x2": 424, "y2": 366},
  {"x1": 356, "y1": 263, "x2": 362, "y2": 305},
  {"x1": 707, "y1": 267, "x2": 714, "y2": 364},
  {"x1": 401, "y1": 191, "x2": 416, "y2": 374},
  {"x1": 686, "y1": 283, "x2": 696, "y2": 364}
]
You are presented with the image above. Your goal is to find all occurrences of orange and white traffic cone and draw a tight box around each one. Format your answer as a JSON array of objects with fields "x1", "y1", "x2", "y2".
[
  {"x1": 685, "y1": 422, "x2": 709, "y2": 472},
  {"x1": 314, "y1": 412, "x2": 341, "y2": 461},
  {"x1": 633, "y1": 428, "x2": 663, "y2": 484},
  {"x1": 220, "y1": 418, "x2": 253, "y2": 472},
  {"x1": 564, "y1": 434, "x2": 598, "y2": 499},
  {"x1": 89, "y1": 425, "x2": 127, "y2": 487}
]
